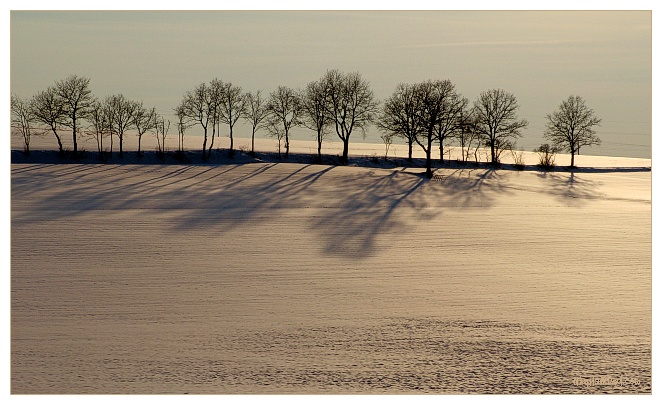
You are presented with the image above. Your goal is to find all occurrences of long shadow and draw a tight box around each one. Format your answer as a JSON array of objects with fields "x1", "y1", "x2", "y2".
[
  {"x1": 168, "y1": 164, "x2": 336, "y2": 235},
  {"x1": 534, "y1": 171, "x2": 603, "y2": 205},
  {"x1": 553, "y1": 166, "x2": 651, "y2": 174},
  {"x1": 11, "y1": 164, "x2": 126, "y2": 199},
  {"x1": 12, "y1": 163, "x2": 516, "y2": 259},
  {"x1": 312, "y1": 170, "x2": 429, "y2": 258},
  {"x1": 11, "y1": 161, "x2": 302, "y2": 225},
  {"x1": 430, "y1": 168, "x2": 512, "y2": 209}
]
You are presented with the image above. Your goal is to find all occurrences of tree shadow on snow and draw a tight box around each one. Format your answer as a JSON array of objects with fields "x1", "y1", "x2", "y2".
[
  {"x1": 11, "y1": 163, "x2": 514, "y2": 259},
  {"x1": 534, "y1": 171, "x2": 603, "y2": 205}
]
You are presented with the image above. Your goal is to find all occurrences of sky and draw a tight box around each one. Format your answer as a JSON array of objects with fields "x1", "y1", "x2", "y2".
[{"x1": 8, "y1": 4, "x2": 654, "y2": 158}]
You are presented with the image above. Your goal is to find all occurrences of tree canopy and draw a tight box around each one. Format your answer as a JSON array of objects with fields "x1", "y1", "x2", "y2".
[{"x1": 544, "y1": 95, "x2": 601, "y2": 167}]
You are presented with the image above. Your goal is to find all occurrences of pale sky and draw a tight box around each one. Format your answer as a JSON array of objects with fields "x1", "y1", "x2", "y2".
[{"x1": 8, "y1": 5, "x2": 653, "y2": 158}]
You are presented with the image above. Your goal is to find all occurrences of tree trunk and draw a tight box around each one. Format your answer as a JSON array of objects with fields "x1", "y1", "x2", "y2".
[
  {"x1": 251, "y1": 127, "x2": 256, "y2": 154},
  {"x1": 425, "y1": 151, "x2": 432, "y2": 178},
  {"x1": 138, "y1": 134, "x2": 142, "y2": 155},
  {"x1": 284, "y1": 129, "x2": 290, "y2": 159},
  {"x1": 408, "y1": 139, "x2": 413, "y2": 162},
  {"x1": 208, "y1": 123, "x2": 216, "y2": 158},
  {"x1": 119, "y1": 134, "x2": 124, "y2": 158},
  {"x1": 439, "y1": 137, "x2": 445, "y2": 164},
  {"x1": 54, "y1": 131, "x2": 63, "y2": 154},
  {"x1": 571, "y1": 150, "x2": 575, "y2": 168},
  {"x1": 317, "y1": 132, "x2": 322, "y2": 160},
  {"x1": 490, "y1": 140, "x2": 496, "y2": 163},
  {"x1": 425, "y1": 133, "x2": 433, "y2": 178},
  {"x1": 72, "y1": 131, "x2": 77, "y2": 156},
  {"x1": 229, "y1": 125, "x2": 234, "y2": 157},
  {"x1": 202, "y1": 132, "x2": 208, "y2": 160},
  {"x1": 72, "y1": 113, "x2": 78, "y2": 157},
  {"x1": 342, "y1": 138, "x2": 349, "y2": 163}
]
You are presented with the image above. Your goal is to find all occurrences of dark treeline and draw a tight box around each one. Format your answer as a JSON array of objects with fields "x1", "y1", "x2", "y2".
[{"x1": 11, "y1": 72, "x2": 602, "y2": 171}]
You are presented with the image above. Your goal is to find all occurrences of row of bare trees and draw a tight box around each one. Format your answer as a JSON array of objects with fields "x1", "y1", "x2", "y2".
[
  {"x1": 175, "y1": 70, "x2": 378, "y2": 163},
  {"x1": 13, "y1": 75, "x2": 94, "y2": 157},
  {"x1": 379, "y1": 81, "x2": 532, "y2": 177},
  {"x1": 12, "y1": 72, "x2": 602, "y2": 168},
  {"x1": 378, "y1": 80, "x2": 602, "y2": 175},
  {"x1": 10, "y1": 75, "x2": 172, "y2": 160}
]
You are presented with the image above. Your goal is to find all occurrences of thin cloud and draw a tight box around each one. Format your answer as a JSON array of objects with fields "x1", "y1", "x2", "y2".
[{"x1": 398, "y1": 39, "x2": 583, "y2": 49}]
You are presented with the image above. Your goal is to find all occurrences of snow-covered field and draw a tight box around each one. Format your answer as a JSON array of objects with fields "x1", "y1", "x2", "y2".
[{"x1": 10, "y1": 136, "x2": 651, "y2": 394}]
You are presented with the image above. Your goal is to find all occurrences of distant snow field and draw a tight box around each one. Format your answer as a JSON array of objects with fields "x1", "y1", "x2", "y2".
[{"x1": 11, "y1": 138, "x2": 651, "y2": 393}]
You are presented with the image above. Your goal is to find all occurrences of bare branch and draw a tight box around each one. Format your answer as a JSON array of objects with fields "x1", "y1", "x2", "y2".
[{"x1": 544, "y1": 95, "x2": 601, "y2": 167}]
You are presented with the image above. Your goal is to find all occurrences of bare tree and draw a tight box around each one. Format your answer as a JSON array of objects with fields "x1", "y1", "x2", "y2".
[
  {"x1": 414, "y1": 80, "x2": 457, "y2": 177},
  {"x1": 133, "y1": 103, "x2": 157, "y2": 156},
  {"x1": 544, "y1": 95, "x2": 601, "y2": 167},
  {"x1": 174, "y1": 104, "x2": 189, "y2": 155},
  {"x1": 206, "y1": 79, "x2": 223, "y2": 157},
  {"x1": 11, "y1": 94, "x2": 40, "y2": 156},
  {"x1": 55, "y1": 75, "x2": 94, "y2": 157},
  {"x1": 300, "y1": 79, "x2": 332, "y2": 161},
  {"x1": 179, "y1": 83, "x2": 212, "y2": 159},
  {"x1": 88, "y1": 100, "x2": 111, "y2": 160},
  {"x1": 31, "y1": 87, "x2": 65, "y2": 154},
  {"x1": 534, "y1": 143, "x2": 561, "y2": 169},
  {"x1": 323, "y1": 70, "x2": 379, "y2": 164},
  {"x1": 243, "y1": 90, "x2": 269, "y2": 155},
  {"x1": 436, "y1": 89, "x2": 468, "y2": 164},
  {"x1": 265, "y1": 116, "x2": 286, "y2": 158},
  {"x1": 377, "y1": 83, "x2": 421, "y2": 162},
  {"x1": 105, "y1": 94, "x2": 137, "y2": 158},
  {"x1": 472, "y1": 89, "x2": 528, "y2": 164},
  {"x1": 453, "y1": 109, "x2": 478, "y2": 163},
  {"x1": 510, "y1": 148, "x2": 525, "y2": 168},
  {"x1": 217, "y1": 81, "x2": 246, "y2": 157},
  {"x1": 155, "y1": 115, "x2": 170, "y2": 160},
  {"x1": 380, "y1": 132, "x2": 394, "y2": 161},
  {"x1": 266, "y1": 86, "x2": 301, "y2": 159}
]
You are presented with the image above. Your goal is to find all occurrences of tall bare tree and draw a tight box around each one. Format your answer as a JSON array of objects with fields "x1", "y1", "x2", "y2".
[
  {"x1": 207, "y1": 79, "x2": 224, "y2": 157},
  {"x1": 11, "y1": 94, "x2": 40, "y2": 156},
  {"x1": 414, "y1": 80, "x2": 448, "y2": 178},
  {"x1": 243, "y1": 90, "x2": 269, "y2": 155},
  {"x1": 544, "y1": 95, "x2": 601, "y2": 167},
  {"x1": 55, "y1": 75, "x2": 94, "y2": 157},
  {"x1": 179, "y1": 83, "x2": 212, "y2": 159},
  {"x1": 453, "y1": 109, "x2": 479, "y2": 163},
  {"x1": 88, "y1": 100, "x2": 111, "y2": 160},
  {"x1": 31, "y1": 87, "x2": 65, "y2": 154},
  {"x1": 105, "y1": 94, "x2": 137, "y2": 158},
  {"x1": 301, "y1": 79, "x2": 332, "y2": 161},
  {"x1": 133, "y1": 103, "x2": 157, "y2": 156},
  {"x1": 266, "y1": 86, "x2": 301, "y2": 159},
  {"x1": 174, "y1": 104, "x2": 189, "y2": 154},
  {"x1": 472, "y1": 89, "x2": 528, "y2": 164},
  {"x1": 218, "y1": 81, "x2": 246, "y2": 157},
  {"x1": 323, "y1": 70, "x2": 379, "y2": 164},
  {"x1": 377, "y1": 83, "x2": 421, "y2": 162},
  {"x1": 265, "y1": 117, "x2": 287, "y2": 158},
  {"x1": 436, "y1": 89, "x2": 468, "y2": 164},
  {"x1": 380, "y1": 132, "x2": 394, "y2": 161},
  {"x1": 155, "y1": 115, "x2": 170, "y2": 160}
]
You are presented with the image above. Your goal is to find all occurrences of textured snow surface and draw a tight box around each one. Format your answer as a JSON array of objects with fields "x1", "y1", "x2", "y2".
[{"x1": 11, "y1": 161, "x2": 651, "y2": 393}]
